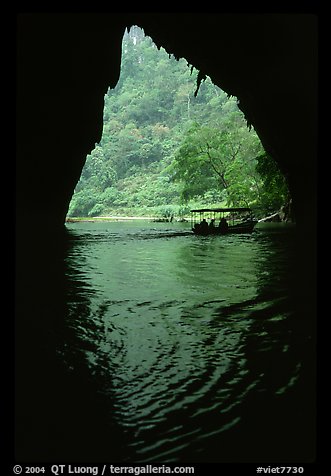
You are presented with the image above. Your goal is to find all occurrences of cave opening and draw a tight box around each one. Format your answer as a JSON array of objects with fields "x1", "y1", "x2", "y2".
[
  {"x1": 67, "y1": 25, "x2": 289, "y2": 223},
  {"x1": 16, "y1": 13, "x2": 317, "y2": 234}
]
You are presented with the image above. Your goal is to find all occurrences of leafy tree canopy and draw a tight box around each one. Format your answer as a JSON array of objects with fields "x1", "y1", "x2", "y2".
[{"x1": 68, "y1": 26, "x2": 289, "y2": 218}]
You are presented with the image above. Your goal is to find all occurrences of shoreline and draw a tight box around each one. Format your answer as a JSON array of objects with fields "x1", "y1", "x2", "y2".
[{"x1": 66, "y1": 215, "x2": 172, "y2": 223}]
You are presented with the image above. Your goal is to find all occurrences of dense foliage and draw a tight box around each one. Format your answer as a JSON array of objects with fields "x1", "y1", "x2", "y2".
[{"x1": 68, "y1": 26, "x2": 289, "y2": 218}]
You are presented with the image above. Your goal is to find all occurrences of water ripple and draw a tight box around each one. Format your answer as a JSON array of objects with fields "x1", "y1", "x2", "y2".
[{"x1": 58, "y1": 221, "x2": 311, "y2": 461}]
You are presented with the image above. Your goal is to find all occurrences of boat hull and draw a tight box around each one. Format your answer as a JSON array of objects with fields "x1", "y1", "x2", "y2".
[{"x1": 192, "y1": 220, "x2": 258, "y2": 235}]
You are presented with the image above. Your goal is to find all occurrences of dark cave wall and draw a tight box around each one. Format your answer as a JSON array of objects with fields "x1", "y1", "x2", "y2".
[
  {"x1": 16, "y1": 13, "x2": 317, "y2": 231},
  {"x1": 17, "y1": 14, "x2": 127, "y2": 229}
]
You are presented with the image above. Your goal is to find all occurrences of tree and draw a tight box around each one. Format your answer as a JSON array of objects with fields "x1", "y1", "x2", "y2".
[
  {"x1": 169, "y1": 116, "x2": 265, "y2": 207},
  {"x1": 255, "y1": 153, "x2": 290, "y2": 211}
]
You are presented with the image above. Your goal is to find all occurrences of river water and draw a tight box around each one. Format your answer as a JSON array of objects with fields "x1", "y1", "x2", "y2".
[{"x1": 15, "y1": 221, "x2": 316, "y2": 463}]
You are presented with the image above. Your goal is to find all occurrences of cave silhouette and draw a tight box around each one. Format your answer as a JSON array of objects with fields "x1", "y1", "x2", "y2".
[
  {"x1": 17, "y1": 14, "x2": 317, "y2": 232},
  {"x1": 15, "y1": 13, "x2": 317, "y2": 463}
]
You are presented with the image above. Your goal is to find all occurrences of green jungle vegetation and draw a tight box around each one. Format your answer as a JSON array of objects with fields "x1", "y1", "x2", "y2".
[{"x1": 68, "y1": 26, "x2": 289, "y2": 220}]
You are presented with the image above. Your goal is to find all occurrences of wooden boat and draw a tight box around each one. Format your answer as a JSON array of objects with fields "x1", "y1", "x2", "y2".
[{"x1": 191, "y1": 207, "x2": 258, "y2": 235}]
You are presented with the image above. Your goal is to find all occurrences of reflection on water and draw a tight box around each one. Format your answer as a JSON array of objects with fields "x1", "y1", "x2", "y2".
[{"x1": 15, "y1": 222, "x2": 315, "y2": 462}]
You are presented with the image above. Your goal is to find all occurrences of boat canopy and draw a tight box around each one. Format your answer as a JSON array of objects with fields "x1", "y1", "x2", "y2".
[{"x1": 190, "y1": 207, "x2": 252, "y2": 213}]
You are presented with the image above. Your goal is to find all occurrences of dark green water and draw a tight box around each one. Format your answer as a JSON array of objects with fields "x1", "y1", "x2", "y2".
[{"x1": 15, "y1": 221, "x2": 315, "y2": 463}]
